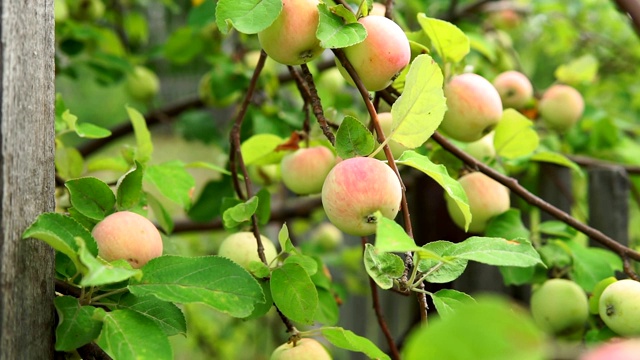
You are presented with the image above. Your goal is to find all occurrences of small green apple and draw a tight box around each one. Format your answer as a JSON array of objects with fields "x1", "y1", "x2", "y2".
[
  {"x1": 218, "y1": 232, "x2": 278, "y2": 269},
  {"x1": 92, "y1": 211, "x2": 163, "y2": 269},
  {"x1": 280, "y1": 146, "x2": 336, "y2": 195},
  {"x1": 310, "y1": 222, "x2": 343, "y2": 251},
  {"x1": 589, "y1": 277, "x2": 617, "y2": 315},
  {"x1": 492, "y1": 70, "x2": 533, "y2": 109},
  {"x1": 322, "y1": 156, "x2": 402, "y2": 236},
  {"x1": 445, "y1": 172, "x2": 510, "y2": 233},
  {"x1": 271, "y1": 338, "x2": 332, "y2": 360},
  {"x1": 440, "y1": 73, "x2": 503, "y2": 142},
  {"x1": 126, "y1": 66, "x2": 160, "y2": 102},
  {"x1": 463, "y1": 131, "x2": 495, "y2": 162},
  {"x1": 599, "y1": 279, "x2": 640, "y2": 337},
  {"x1": 530, "y1": 278, "x2": 589, "y2": 335},
  {"x1": 539, "y1": 84, "x2": 584, "y2": 133}
]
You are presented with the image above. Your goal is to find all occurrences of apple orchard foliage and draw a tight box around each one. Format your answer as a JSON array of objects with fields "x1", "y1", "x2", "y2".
[{"x1": 26, "y1": 0, "x2": 640, "y2": 359}]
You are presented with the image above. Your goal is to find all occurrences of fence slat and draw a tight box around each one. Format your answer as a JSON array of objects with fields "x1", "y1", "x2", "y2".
[{"x1": 588, "y1": 166, "x2": 629, "y2": 247}]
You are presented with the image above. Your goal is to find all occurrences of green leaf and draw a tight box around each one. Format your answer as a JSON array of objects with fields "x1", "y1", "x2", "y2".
[
  {"x1": 374, "y1": 214, "x2": 421, "y2": 252},
  {"x1": 567, "y1": 240, "x2": 622, "y2": 292},
  {"x1": 321, "y1": 327, "x2": 391, "y2": 360},
  {"x1": 538, "y1": 220, "x2": 577, "y2": 239},
  {"x1": 116, "y1": 161, "x2": 144, "y2": 211},
  {"x1": 115, "y1": 293, "x2": 186, "y2": 336},
  {"x1": 240, "y1": 134, "x2": 285, "y2": 165},
  {"x1": 278, "y1": 223, "x2": 296, "y2": 253},
  {"x1": 96, "y1": 309, "x2": 173, "y2": 360},
  {"x1": 499, "y1": 266, "x2": 537, "y2": 286},
  {"x1": 78, "y1": 238, "x2": 142, "y2": 287},
  {"x1": 431, "y1": 289, "x2": 475, "y2": 319},
  {"x1": 128, "y1": 255, "x2": 264, "y2": 318},
  {"x1": 485, "y1": 209, "x2": 531, "y2": 240},
  {"x1": 126, "y1": 106, "x2": 153, "y2": 164},
  {"x1": 390, "y1": 55, "x2": 447, "y2": 149},
  {"x1": 54, "y1": 296, "x2": 105, "y2": 352},
  {"x1": 243, "y1": 279, "x2": 274, "y2": 320},
  {"x1": 256, "y1": 188, "x2": 271, "y2": 225},
  {"x1": 317, "y1": 4, "x2": 367, "y2": 49},
  {"x1": 397, "y1": 151, "x2": 471, "y2": 230},
  {"x1": 270, "y1": 263, "x2": 318, "y2": 325},
  {"x1": 215, "y1": 0, "x2": 282, "y2": 34},
  {"x1": 55, "y1": 146, "x2": 84, "y2": 180},
  {"x1": 363, "y1": 243, "x2": 404, "y2": 289},
  {"x1": 403, "y1": 296, "x2": 545, "y2": 360},
  {"x1": 22, "y1": 213, "x2": 97, "y2": 269},
  {"x1": 222, "y1": 196, "x2": 259, "y2": 229},
  {"x1": 75, "y1": 122, "x2": 112, "y2": 139},
  {"x1": 188, "y1": 178, "x2": 235, "y2": 222},
  {"x1": 417, "y1": 241, "x2": 467, "y2": 283},
  {"x1": 335, "y1": 116, "x2": 375, "y2": 159},
  {"x1": 493, "y1": 109, "x2": 539, "y2": 159},
  {"x1": 417, "y1": 14, "x2": 470, "y2": 63},
  {"x1": 163, "y1": 27, "x2": 204, "y2": 64},
  {"x1": 146, "y1": 193, "x2": 174, "y2": 234},
  {"x1": 185, "y1": 161, "x2": 232, "y2": 176},
  {"x1": 531, "y1": 151, "x2": 582, "y2": 174},
  {"x1": 284, "y1": 254, "x2": 318, "y2": 276},
  {"x1": 65, "y1": 177, "x2": 116, "y2": 221},
  {"x1": 449, "y1": 237, "x2": 543, "y2": 267},
  {"x1": 315, "y1": 288, "x2": 339, "y2": 326},
  {"x1": 145, "y1": 161, "x2": 195, "y2": 209},
  {"x1": 555, "y1": 54, "x2": 598, "y2": 86}
]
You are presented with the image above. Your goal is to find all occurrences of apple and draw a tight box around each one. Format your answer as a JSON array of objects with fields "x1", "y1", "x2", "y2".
[
  {"x1": 92, "y1": 211, "x2": 163, "y2": 269},
  {"x1": 280, "y1": 146, "x2": 336, "y2": 195},
  {"x1": 271, "y1": 338, "x2": 331, "y2": 360},
  {"x1": 538, "y1": 84, "x2": 584, "y2": 132},
  {"x1": 257, "y1": 0, "x2": 324, "y2": 66},
  {"x1": 589, "y1": 277, "x2": 617, "y2": 315},
  {"x1": 464, "y1": 131, "x2": 495, "y2": 162},
  {"x1": 488, "y1": 9, "x2": 522, "y2": 30},
  {"x1": 530, "y1": 279, "x2": 589, "y2": 335},
  {"x1": 248, "y1": 164, "x2": 282, "y2": 187},
  {"x1": 492, "y1": 71, "x2": 533, "y2": 109},
  {"x1": 445, "y1": 172, "x2": 510, "y2": 233},
  {"x1": 310, "y1": 222, "x2": 343, "y2": 251},
  {"x1": 440, "y1": 73, "x2": 503, "y2": 142},
  {"x1": 336, "y1": 16, "x2": 411, "y2": 91},
  {"x1": 599, "y1": 279, "x2": 640, "y2": 336},
  {"x1": 322, "y1": 156, "x2": 402, "y2": 236},
  {"x1": 373, "y1": 112, "x2": 409, "y2": 160},
  {"x1": 370, "y1": 2, "x2": 386, "y2": 16},
  {"x1": 581, "y1": 338, "x2": 640, "y2": 360},
  {"x1": 126, "y1": 66, "x2": 160, "y2": 102},
  {"x1": 218, "y1": 232, "x2": 278, "y2": 269}
]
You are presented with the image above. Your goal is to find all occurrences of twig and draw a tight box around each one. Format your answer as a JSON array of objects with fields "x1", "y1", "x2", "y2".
[
  {"x1": 299, "y1": 64, "x2": 336, "y2": 145},
  {"x1": 612, "y1": 0, "x2": 640, "y2": 37},
  {"x1": 76, "y1": 342, "x2": 113, "y2": 360},
  {"x1": 567, "y1": 154, "x2": 640, "y2": 175}
]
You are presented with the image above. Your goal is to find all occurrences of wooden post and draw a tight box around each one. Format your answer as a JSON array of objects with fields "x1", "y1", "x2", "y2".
[
  {"x1": 588, "y1": 166, "x2": 629, "y2": 247},
  {"x1": 0, "y1": 0, "x2": 56, "y2": 358},
  {"x1": 538, "y1": 163, "x2": 573, "y2": 221}
]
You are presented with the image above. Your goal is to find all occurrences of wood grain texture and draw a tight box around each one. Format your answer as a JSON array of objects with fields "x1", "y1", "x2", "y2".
[{"x1": 0, "y1": 0, "x2": 56, "y2": 358}]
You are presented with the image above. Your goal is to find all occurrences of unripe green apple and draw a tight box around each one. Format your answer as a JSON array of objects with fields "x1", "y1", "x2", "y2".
[
  {"x1": 599, "y1": 279, "x2": 640, "y2": 337},
  {"x1": 373, "y1": 112, "x2": 409, "y2": 160},
  {"x1": 530, "y1": 279, "x2": 589, "y2": 335},
  {"x1": 538, "y1": 84, "x2": 584, "y2": 132},
  {"x1": 92, "y1": 211, "x2": 163, "y2": 269},
  {"x1": 589, "y1": 277, "x2": 617, "y2": 315},
  {"x1": 492, "y1": 70, "x2": 533, "y2": 109},
  {"x1": 322, "y1": 156, "x2": 402, "y2": 236},
  {"x1": 257, "y1": 0, "x2": 324, "y2": 65},
  {"x1": 336, "y1": 16, "x2": 410, "y2": 91},
  {"x1": 280, "y1": 146, "x2": 336, "y2": 195},
  {"x1": 310, "y1": 222, "x2": 343, "y2": 251},
  {"x1": 440, "y1": 73, "x2": 503, "y2": 142},
  {"x1": 581, "y1": 338, "x2": 640, "y2": 360},
  {"x1": 126, "y1": 66, "x2": 160, "y2": 102},
  {"x1": 248, "y1": 164, "x2": 282, "y2": 187},
  {"x1": 270, "y1": 338, "x2": 332, "y2": 360},
  {"x1": 464, "y1": 131, "x2": 495, "y2": 162},
  {"x1": 445, "y1": 172, "x2": 510, "y2": 233},
  {"x1": 218, "y1": 232, "x2": 278, "y2": 269}
]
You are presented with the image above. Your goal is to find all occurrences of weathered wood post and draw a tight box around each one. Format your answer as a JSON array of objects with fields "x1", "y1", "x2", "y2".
[
  {"x1": 0, "y1": 0, "x2": 56, "y2": 358},
  {"x1": 587, "y1": 166, "x2": 629, "y2": 248}
]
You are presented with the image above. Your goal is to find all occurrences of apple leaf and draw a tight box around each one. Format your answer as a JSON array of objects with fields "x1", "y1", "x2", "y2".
[
  {"x1": 531, "y1": 151, "x2": 582, "y2": 174},
  {"x1": 278, "y1": 223, "x2": 297, "y2": 254},
  {"x1": 566, "y1": 240, "x2": 622, "y2": 292},
  {"x1": 54, "y1": 296, "x2": 105, "y2": 352},
  {"x1": 374, "y1": 213, "x2": 422, "y2": 253},
  {"x1": 65, "y1": 177, "x2": 116, "y2": 221},
  {"x1": 317, "y1": 4, "x2": 367, "y2": 49},
  {"x1": 145, "y1": 161, "x2": 195, "y2": 210},
  {"x1": 114, "y1": 293, "x2": 187, "y2": 336},
  {"x1": 493, "y1": 109, "x2": 539, "y2": 159},
  {"x1": 314, "y1": 288, "x2": 340, "y2": 326},
  {"x1": 555, "y1": 54, "x2": 598, "y2": 86},
  {"x1": 390, "y1": 54, "x2": 447, "y2": 149},
  {"x1": 146, "y1": 192, "x2": 174, "y2": 234},
  {"x1": 449, "y1": 237, "x2": 543, "y2": 267},
  {"x1": 75, "y1": 122, "x2": 112, "y2": 139},
  {"x1": 431, "y1": 289, "x2": 475, "y2": 319},
  {"x1": 78, "y1": 238, "x2": 141, "y2": 287},
  {"x1": 321, "y1": 327, "x2": 391, "y2": 360},
  {"x1": 55, "y1": 145, "x2": 84, "y2": 180},
  {"x1": 396, "y1": 151, "x2": 471, "y2": 230},
  {"x1": 270, "y1": 263, "x2": 318, "y2": 324},
  {"x1": 222, "y1": 196, "x2": 259, "y2": 229},
  {"x1": 241, "y1": 133, "x2": 285, "y2": 165},
  {"x1": 215, "y1": 0, "x2": 282, "y2": 35},
  {"x1": 243, "y1": 279, "x2": 273, "y2": 320},
  {"x1": 284, "y1": 254, "x2": 318, "y2": 276},
  {"x1": 116, "y1": 161, "x2": 144, "y2": 211},
  {"x1": 128, "y1": 255, "x2": 265, "y2": 318},
  {"x1": 96, "y1": 309, "x2": 173, "y2": 360},
  {"x1": 538, "y1": 220, "x2": 577, "y2": 239},
  {"x1": 335, "y1": 116, "x2": 375, "y2": 159},
  {"x1": 485, "y1": 209, "x2": 531, "y2": 240},
  {"x1": 255, "y1": 188, "x2": 271, "y2": 225},
  {"x1": 126, "y1": 106, "x2": 153, "y2": 164},
  {"x1": 403, "y1": 296, "x2": 545, "y2": 360},
  {"x1": 416, "y1": 14, "x2": 470, "y2": 63},
  {"x1": 416, "y1": 241, "x2": 468, "y2": 283},
  {"x1": 363, "y1": 243, "x2": 404, "y2": 289}
]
